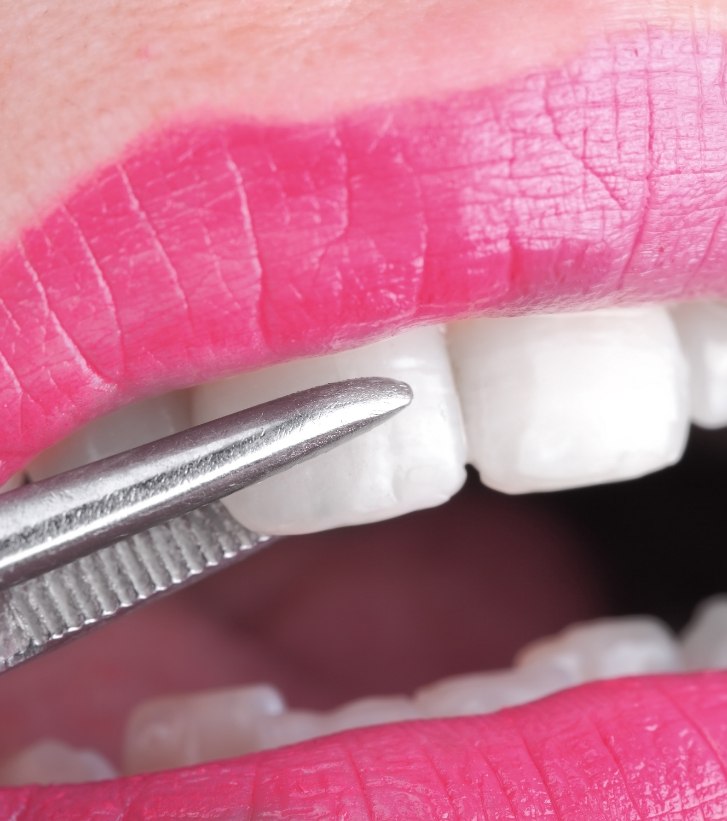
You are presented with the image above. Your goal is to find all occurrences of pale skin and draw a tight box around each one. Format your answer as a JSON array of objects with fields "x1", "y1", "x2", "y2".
[{"x1": 1, "y1": 0, "x2": 725, "y2": 242}]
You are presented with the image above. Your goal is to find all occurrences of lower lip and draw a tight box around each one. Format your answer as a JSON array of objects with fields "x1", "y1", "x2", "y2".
[
  {"x1": 2, "y1": 27, "x2": 727, "y2": 481},
  {"x1": 2, "y1": 673, "x2": 726, "y2": 817}
]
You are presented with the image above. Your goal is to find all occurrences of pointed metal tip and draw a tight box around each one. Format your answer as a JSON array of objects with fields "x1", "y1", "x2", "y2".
[{"x1": 340, "y1": 376, "x2": 413, "y2": 416}]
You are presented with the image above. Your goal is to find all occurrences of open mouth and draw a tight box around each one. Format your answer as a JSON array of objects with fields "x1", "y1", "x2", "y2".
[{"x1": 4, "y1": 20, "x2": 727, "y2": 818}]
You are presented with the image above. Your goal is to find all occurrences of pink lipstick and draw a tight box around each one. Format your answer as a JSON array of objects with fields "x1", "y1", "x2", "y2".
[
  {"x1": 2, "y1": 673, "x2": 727, "y2": 818},
  {"x1": 2, "y1": 29, "x2": 727, "y2": 481}
]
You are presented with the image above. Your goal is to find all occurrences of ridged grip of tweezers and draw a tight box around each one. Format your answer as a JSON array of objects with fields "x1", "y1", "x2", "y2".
[{"x1": 0, "y1": 502, "x2": 271, "y2": 674}]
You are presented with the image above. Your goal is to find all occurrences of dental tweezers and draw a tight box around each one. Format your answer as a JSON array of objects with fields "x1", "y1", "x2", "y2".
[{"x1": 0, "y1": 377, "x2": 412, "y2": 675}]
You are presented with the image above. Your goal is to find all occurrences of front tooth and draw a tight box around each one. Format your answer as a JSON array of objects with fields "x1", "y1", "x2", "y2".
[
  {"x1": 448, "y1": 306, "x2": 689, "y2": 493},
  {"x1": 0, "y1": 740, "x2": 116, "y2": 786},
  {"x1": 515, "y1": 617, "x2": 682, "y2": 681},
  {"x1": 671, "y1": 301, "x2": 727, "y2": 428},
  {"x1": 123, "y1": 684, "x2": 285, "y2": 774},
  {"x1": 28, "y1": 392, "x2": 191, "y2": 481},
  {"x1": 191, "y1": 326, "x2": 466, "y2": 534}
]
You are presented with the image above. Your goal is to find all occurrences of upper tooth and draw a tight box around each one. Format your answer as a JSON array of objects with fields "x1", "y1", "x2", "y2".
[
  {"x1": 671, "y1": 301, "x2": 727, "y2": 428},
  {"x1": 190, "y1": 326, "x2": 467, "y2": 534},
  {"x1": 448, "y1": 306, "x2": 690, "y2": 493},
  {"x1": 0, "y1": 472, "x2": 25, "y2": 494},
  {"x1": 27, "y1": 392, "x2": 191, "y2": 481},
  {"x1": 23, "y1": 302, "x2": 702, "y2": 534}
]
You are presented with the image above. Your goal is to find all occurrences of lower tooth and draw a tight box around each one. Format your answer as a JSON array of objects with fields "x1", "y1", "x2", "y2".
[
  {"x1": 0, "y1": 740, "x2": 116, "y2": 786},
  {"x1": 27, "y1": 391, "x2": 191, "y2": 480},
  {"x1": 250, "y1": 698, "x2": 421, "y2": 753},
  {"x1": 191, "y1": 326, "x2": 467, "y2": 534},
  {"x1": 322, "y1": 695, "x2": 421, "y2": 735},
  {"x1": 515, "y1": 616, "x2": 682, "y2": 681},
  {"x1": 121, "y1": 606, "x2": 717, "y2": 774},
  {"x1": 414, "y1": 666, "x2": 573, "y2": 718},
  {"x1": 448, "y1": 306, "x2": 689, "y2": 493},
  {"x1": 671, "y1": 301, "x2": 727, "y2": 428},
  {"x1": 123, "y1": 684, "x2": 286, "y2": 774},
  {"x1": 681, "y1": 595, "x2": 727, "y2": 669}
]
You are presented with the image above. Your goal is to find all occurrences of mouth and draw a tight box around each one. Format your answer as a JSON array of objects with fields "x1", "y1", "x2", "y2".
[{"x1": 4, "y1": 22, "x2": 727, "y2": 818}]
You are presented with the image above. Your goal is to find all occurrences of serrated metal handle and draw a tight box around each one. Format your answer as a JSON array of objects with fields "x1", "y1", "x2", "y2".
[{"x1": 0, "y1": 502, "x2": 271, "y2": 673}]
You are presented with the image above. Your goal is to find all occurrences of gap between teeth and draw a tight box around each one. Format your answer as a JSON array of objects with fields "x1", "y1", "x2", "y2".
[
  {"x1": 21, "y1": 302, "x2": 727, "y2": 535},
  {"x1": 3, "y1": 596, "x2": 727, "y2": 785}
]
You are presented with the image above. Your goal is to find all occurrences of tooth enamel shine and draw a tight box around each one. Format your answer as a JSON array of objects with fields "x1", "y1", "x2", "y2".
[
  {"x1": 672, "y1": 301, "x2": 727, "y2": 428},
  {"x1": 191, "y1": 326, "x2": 467, "y2": 534},
  {"x1": 448, "y1": 306, "x2": 690, "y2": 493}
]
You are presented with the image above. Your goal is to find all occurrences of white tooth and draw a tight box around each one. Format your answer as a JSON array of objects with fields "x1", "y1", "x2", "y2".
[
  {"x1": 255, "y1": 698, "x2": 419, "y2": 753},
  {"x1": 0, "y1": 740, "x2": 116, "y2": 786},
  {"x1": 191, "y1": 326, "x2": 466, "y2": 533},
  {"x1": 252, "y1": 710, "x2": 325, "y2": 752},
  {"x1": 0, "y1": 472, "x2": 25, "y2": 494},
  {"x1": 448, "y1": 306, "x2": 689, "y2": 493},
  {"x1": 672, "y1": 301, "x2": 727, "y2": 428},
  {"x1": 123, "y1": 684, "x2": 285, "y2": 774},
  {"x1": 681, "y1": 595, "x2": 727, "y2": 669},
  {"x1": 414, "y1": 666, "x2": 575, "y2": 718},
  {"x1": 322, "y1": 695, "x2": 420, "y2": 734},
  {"x1": 516, "y1": 617, "x2": 681, "y2": 682},
  {"x1": 28, "y1": 392, "x2": 191, "y2": 481}
]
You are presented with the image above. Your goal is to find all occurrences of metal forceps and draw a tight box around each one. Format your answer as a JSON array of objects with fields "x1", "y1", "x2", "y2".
[{"x1": 0, "y1": 377, "x2": 412, "y2": 676}]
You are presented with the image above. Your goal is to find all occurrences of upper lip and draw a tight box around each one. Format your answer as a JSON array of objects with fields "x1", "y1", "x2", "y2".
[
  {"x1": 3, "y1": 27, "x2": 727, "y2": 484},
  {"x1": 2, "y1": 23, "x2": 727, "y2": 817}
]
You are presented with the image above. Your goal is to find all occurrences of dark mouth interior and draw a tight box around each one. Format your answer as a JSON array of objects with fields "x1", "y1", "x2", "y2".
[{"x1": 0, "y1": 428, "x2": 724, "y2": 771}]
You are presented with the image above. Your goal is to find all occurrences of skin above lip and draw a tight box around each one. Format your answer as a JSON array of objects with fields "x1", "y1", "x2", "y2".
[
  {"x1": 3, "y1": 27, "x2": 727, "y2": 482},
  {"x1": 1, "y1": 673, "x2": 727, "y2": 819}
]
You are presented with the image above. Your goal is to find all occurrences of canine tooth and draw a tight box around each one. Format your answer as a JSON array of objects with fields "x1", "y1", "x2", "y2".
[
  {"x1": 0, "y1": 740, "x2": 116, "y2": 786},
  {"x1": 516, "y1": 617, "x2": 681, "y2": 681},
  {"x1": 28, "y1": 392, "x2": 191, "y2": 481},
  {"x1": 448, "y1": 307, "x2": 689, "y2": 493},
  {"x1": 123, "y1": 684, "x2": 285, "y2": 774},
  {"x1": 191, "y1": 326, "x2": 466, "y2": 534},
  {"x1": 672, "y1": 301, "x2": 727, "y2": 428},
  {"x1": 414, "y1": 666, "x2": 574, "y2": 717},
  {"x1": 681, "y1": 595, "x2": 727, "y2": 669}
]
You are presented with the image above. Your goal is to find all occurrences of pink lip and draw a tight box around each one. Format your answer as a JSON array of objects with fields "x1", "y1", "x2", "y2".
[
  {"x1": 2, "y1": 25, "x2": 727, "y2": 816},
  {"x1": 3, "y1": 27, "x2": 727, "y2": 481},
  {"x1": 1, "y1": 673, "x2": 726, "y2": 818}
]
